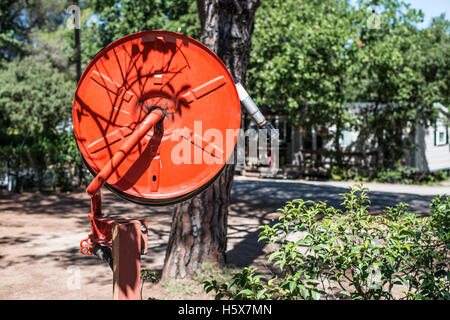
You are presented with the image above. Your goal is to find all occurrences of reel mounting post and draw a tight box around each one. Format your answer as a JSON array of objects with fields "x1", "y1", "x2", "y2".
[{"x1": 80, "y1": 190, "x2": 148, "y2": 300}]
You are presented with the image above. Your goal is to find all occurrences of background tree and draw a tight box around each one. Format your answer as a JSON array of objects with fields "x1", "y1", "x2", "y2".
[
  {"x1": 0, "y1": 0, "x2": 23, "y2": 62},
  {"x1": 247, "y1": 0, "x2": 449, "y2": 170},
  {"x1": 413, "y1": 14, "x2": 450, "y2": 109},
  {"x1": 0, "y1": 0, "x2": 80, "y2": 191},
  {"x1": 0, "y1": 56, "x2": 75, "y2": 191},
  {"x1": 85, "y1": 0, "x2": 200, "y2": 62},
  {"x1": 162, "y1": 0, "x2": 261, "y2": 280},
  {"x1": 0, "y1": 0, "x2": 71, "y2": 62},
  {"x1": 347, "y1": 0, "x2": 435, "y2": 168},
  {"x1": 247, "y1": 0, "x2": 357, "y2": 166}
]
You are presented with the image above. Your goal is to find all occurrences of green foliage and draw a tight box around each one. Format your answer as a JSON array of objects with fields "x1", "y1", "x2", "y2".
[
  {"x1": 249, "y1": 0, "x2": 449, "y2": 168},
  {"x1": 140, "y1": 268, "x2": 158, "y2": 300},
  {"x1": 347, "y1": 1, "x2": 447, "y2": 167},
  {"x1": 248, "y1": 0, "x2": 356, "y2": 143},
  {"x1": 0, "y1": 56, "x2": 79, "y2": 191},
  {"x1": 204, "y1": 185, "x2": 449, "y2": 300},
  {"x1": 0, "y1": 0, "x2": 71, "y2": 62},
  {"x1": 412, "y1": 15, "x2": 450, "y2": 109},
  {"x1": 204, "y1": 266, "x2": 274, "y2": 300},
  {"x1": 141, "y1": 269, "x2": 158, "y2": 283},
  {"x1": 411, "y1": 195, "x2": 450, "y2": 299},
  {"x1": 0, "y1": 0, "x2": 23, "y2": 62},
  {"x1": 330, "y1": 166, "x2": 449, "y2": 185},
  {"x1": 0, "y1": 57, "x2": 74, "y2": 135},
  {"x1": 84, "y1": 0, "x2": 200, "y2": 64}
]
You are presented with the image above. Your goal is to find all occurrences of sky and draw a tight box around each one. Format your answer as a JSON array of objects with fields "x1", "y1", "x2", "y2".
[
  {"x1": 406, "y1": 0, "x2": 450, "y2": 28},
  {"x1": 349, "y1": 0, "x2": 450, "y2": 29}
]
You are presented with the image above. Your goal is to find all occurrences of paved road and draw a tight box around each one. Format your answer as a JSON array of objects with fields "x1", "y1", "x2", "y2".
[{"x1": 231, "y1": 176, "x2": 450, "y2": 215}]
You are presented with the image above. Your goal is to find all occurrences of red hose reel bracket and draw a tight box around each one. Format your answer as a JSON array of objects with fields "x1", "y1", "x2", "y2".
[{"x1": 79, "y1": 192, "x2": 148, "y2": 257}]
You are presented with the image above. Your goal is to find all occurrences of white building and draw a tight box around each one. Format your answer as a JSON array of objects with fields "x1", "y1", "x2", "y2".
[
  {"x1": 412, "y1": 103, "x2": 450, "y2": 171},
  {"x1": 241, "y1": 102, "x2": 450, "y2": 176}
]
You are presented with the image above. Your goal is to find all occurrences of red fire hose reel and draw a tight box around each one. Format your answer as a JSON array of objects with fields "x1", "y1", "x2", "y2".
[
  {"x1": 73, "y1": 31, "x2": 242, "y2": 299},
  {"x1": 73, "y1": 30, "x2": 241, "y2": 206}
]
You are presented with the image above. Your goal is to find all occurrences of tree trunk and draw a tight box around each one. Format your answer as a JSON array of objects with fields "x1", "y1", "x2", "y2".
[{"x1": 162, "y1": 0, "x2": 260, "y2": 280}]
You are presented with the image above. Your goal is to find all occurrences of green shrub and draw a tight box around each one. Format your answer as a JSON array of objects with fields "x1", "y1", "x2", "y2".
[
  {"x1": 374, "y1": 168, "x2": 408, "y2": 183},
  {"x1": 204, "y1": 185, "x2": 449, "y2": 300},
  {"x1": 329, "y1": 166, "x2": 449, "y2": 185}
]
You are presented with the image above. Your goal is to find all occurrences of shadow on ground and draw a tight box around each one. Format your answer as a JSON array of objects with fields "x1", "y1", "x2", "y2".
[{"x1": 226, "y1": 178, "x2": 440, "y2": 268}]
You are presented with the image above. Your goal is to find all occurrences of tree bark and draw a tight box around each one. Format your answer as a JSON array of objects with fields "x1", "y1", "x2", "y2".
[{"x1": 162, "y1": 0, "x2": 260, "y2": 280}]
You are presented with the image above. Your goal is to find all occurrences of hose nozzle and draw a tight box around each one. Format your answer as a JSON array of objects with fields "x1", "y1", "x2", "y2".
[{"x1": 235, "y1": 82, "x2": 279, "y2": 142}]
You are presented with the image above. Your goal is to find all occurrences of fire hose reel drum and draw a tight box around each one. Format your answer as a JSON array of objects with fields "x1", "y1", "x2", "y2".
[{"x1": 73, "y1": 31, "x2": 241, "y2": 206}]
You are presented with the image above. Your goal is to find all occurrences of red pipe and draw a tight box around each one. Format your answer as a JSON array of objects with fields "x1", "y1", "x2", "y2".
[{"x1": 86, "y1": 109, "x2": 164, "y2": 196}]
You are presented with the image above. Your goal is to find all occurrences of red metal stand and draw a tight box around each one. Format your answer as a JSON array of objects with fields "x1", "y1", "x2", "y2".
[
  {"x1": 80, "y1": 191, "x2": 148, "y2": 300},
  {"x1": 112, "y1": 220, "x2": 147, "y2": 300}
]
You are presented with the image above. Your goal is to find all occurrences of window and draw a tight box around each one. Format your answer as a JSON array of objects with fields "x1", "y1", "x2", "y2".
[{"x1": 435, "y1": 119, "x2": 449, "y2": 146}]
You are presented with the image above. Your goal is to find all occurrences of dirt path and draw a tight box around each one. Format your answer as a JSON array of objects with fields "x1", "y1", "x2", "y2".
[
  {"x1": 0, "y1": 187, "x2": 275, "y2": 300},
  {"x1": 0, "y1": 177, "x2": 447, "y2": 300}
]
